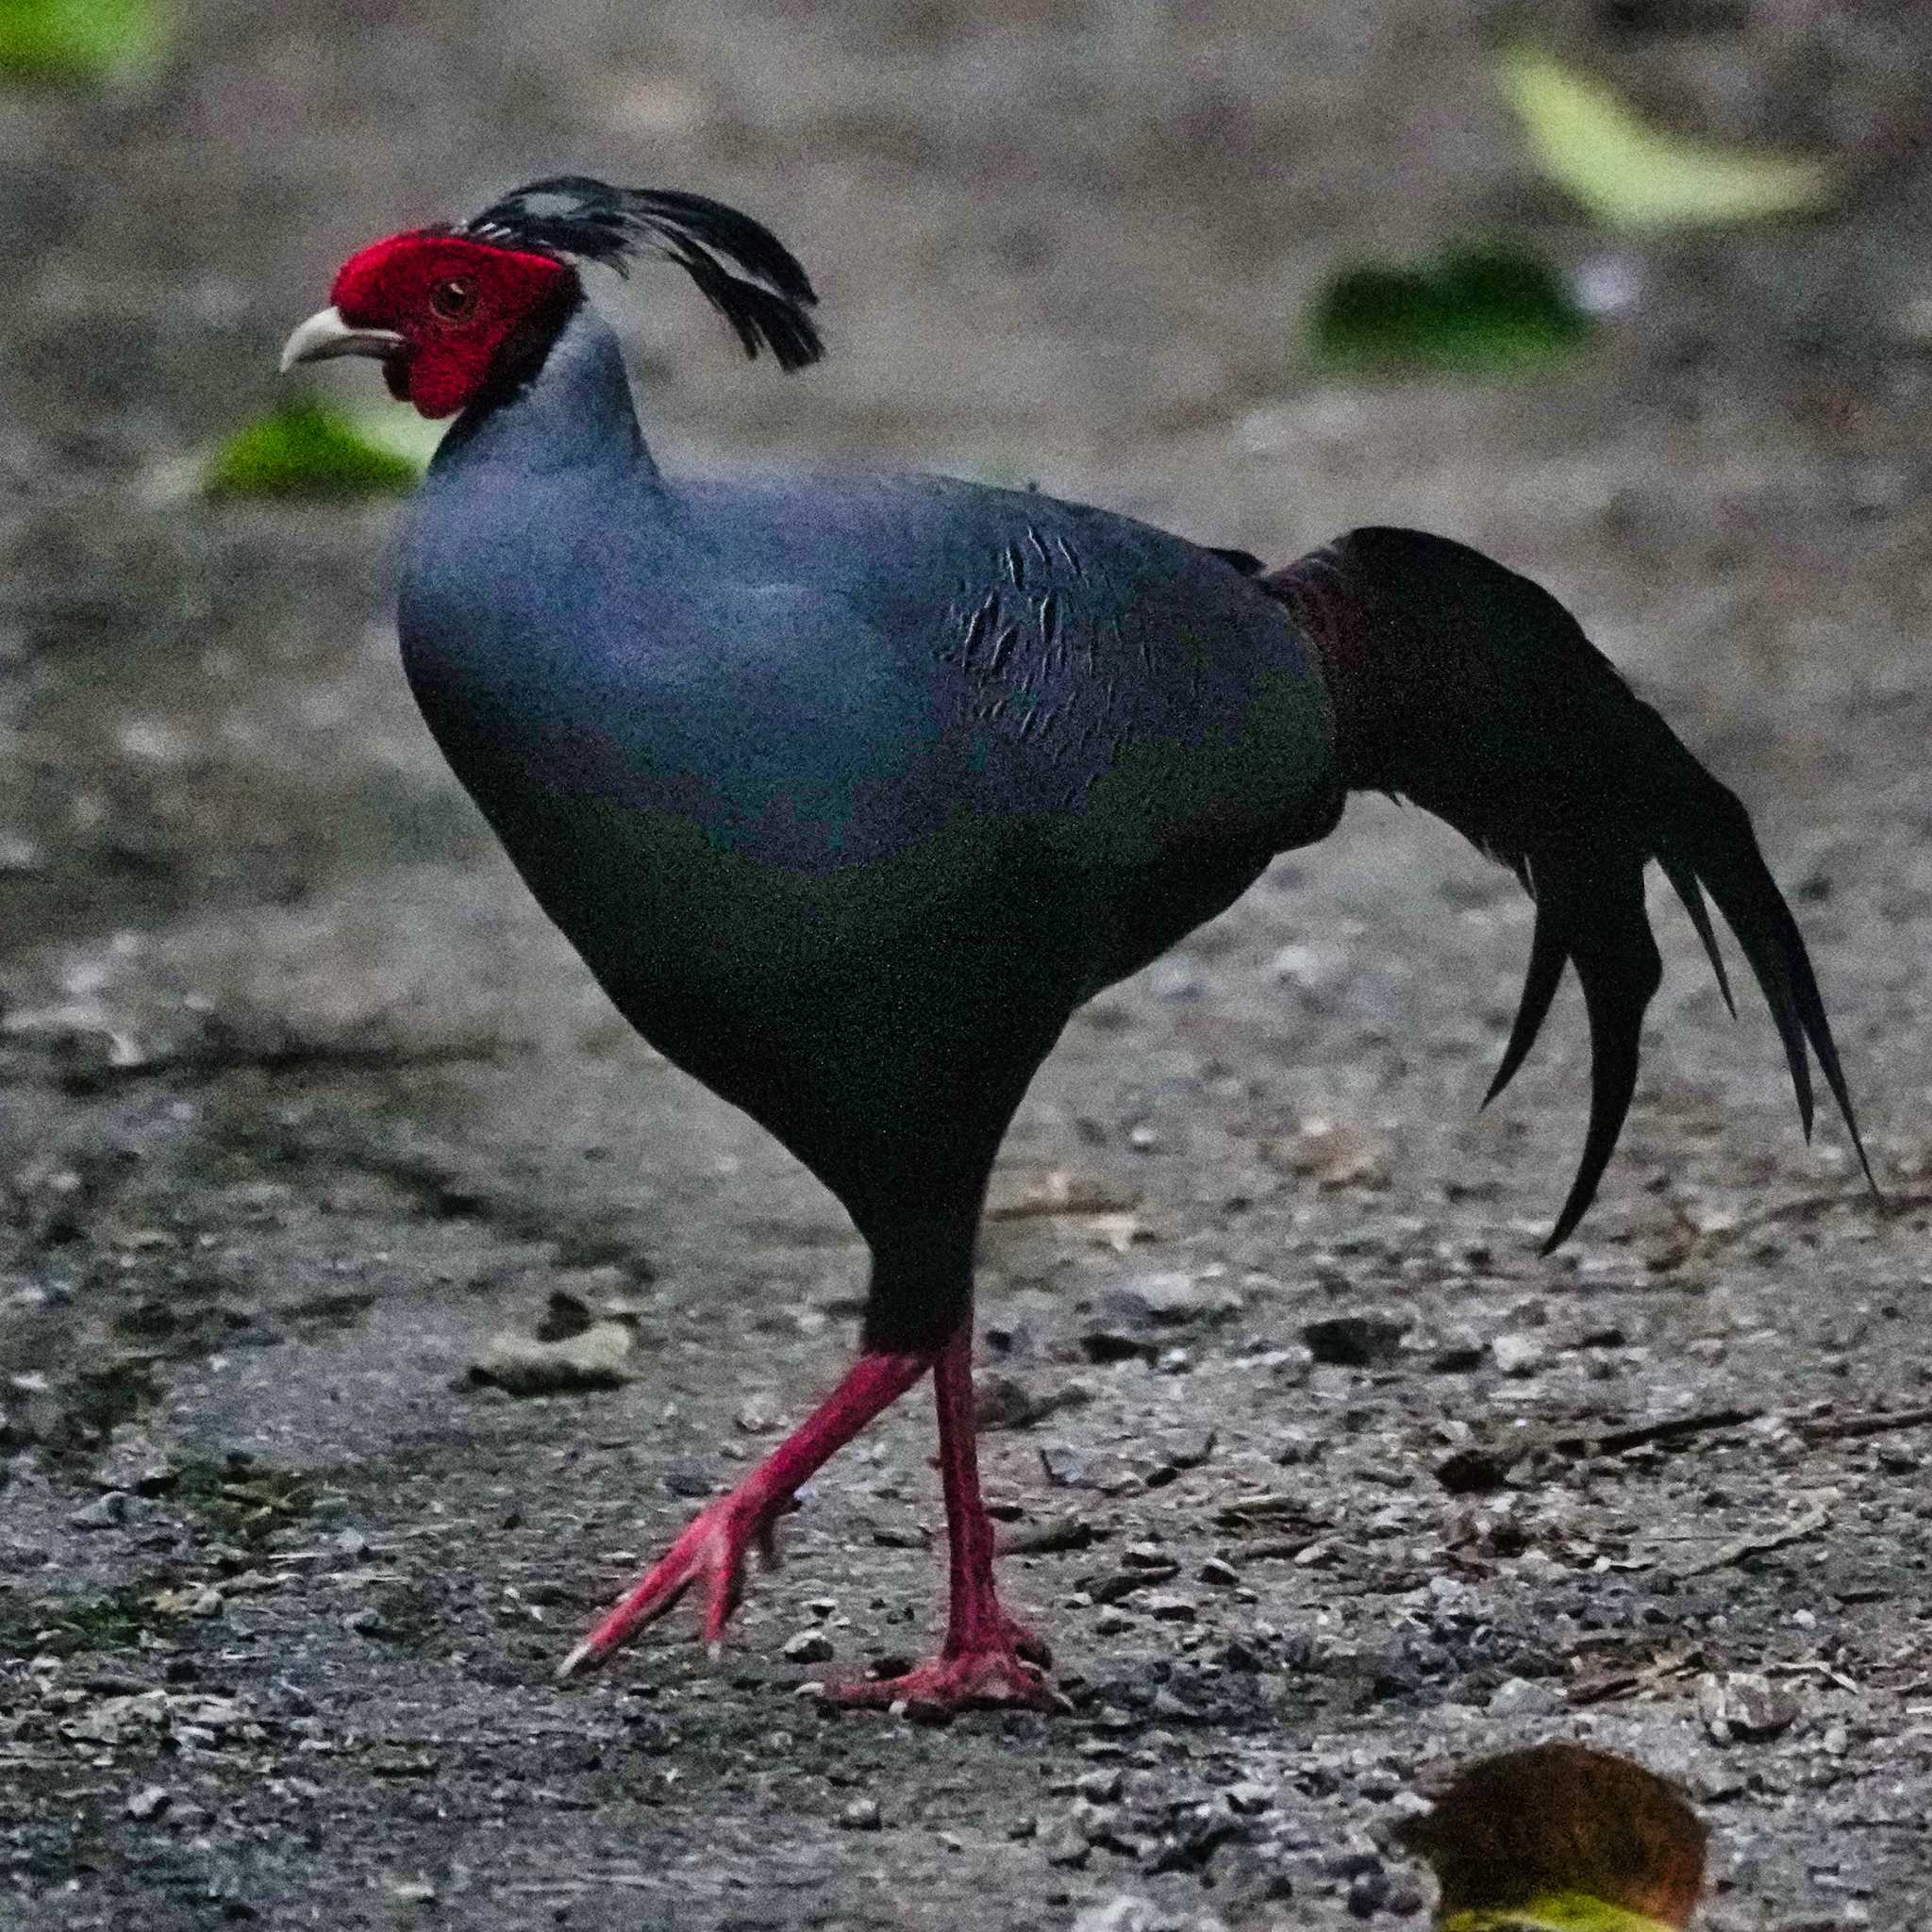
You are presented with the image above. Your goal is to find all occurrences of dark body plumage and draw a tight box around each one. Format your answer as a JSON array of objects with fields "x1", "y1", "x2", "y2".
[{"x1": 402, "y1": 310, "x2": 1341, "y2": 1346}]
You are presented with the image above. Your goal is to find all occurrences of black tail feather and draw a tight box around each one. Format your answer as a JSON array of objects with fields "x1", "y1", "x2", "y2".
[
  {"x1": 1265, "y1": 525, "x2": 1875, "y2": 1249},
  {"x1": 1666, "y1": 763, "x2": 1871, "y2": 1191},
  {"x1": 1657, "y1": 854, "x2": 1737, "y2": 1018},
  {"x1": 1482, "y1": 888, "x2": 1567, "y2": 1108},
  {"x1": 1544, "y1": 858, "x2": 1662, "y2": 1253}
]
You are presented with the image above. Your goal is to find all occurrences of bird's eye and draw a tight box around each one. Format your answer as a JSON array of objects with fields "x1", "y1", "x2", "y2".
[{"x1": 429, "y1": 276, "x2": 477, "y2": 321}]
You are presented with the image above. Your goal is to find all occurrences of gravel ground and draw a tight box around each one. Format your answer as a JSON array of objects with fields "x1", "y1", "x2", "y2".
[{"x1": 3, "y1": 5, "x2": 1931, "y2": 1928}]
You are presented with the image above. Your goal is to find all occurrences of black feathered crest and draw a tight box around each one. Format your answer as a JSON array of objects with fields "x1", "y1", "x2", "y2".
[{"x1": 458, "y1": 175, "x2": 824, "y2": 373}]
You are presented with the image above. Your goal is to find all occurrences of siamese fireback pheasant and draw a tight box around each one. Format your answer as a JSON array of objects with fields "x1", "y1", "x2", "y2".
[{"x1": 281, "y1": 176, "x2": 1873, "y2": 1714}]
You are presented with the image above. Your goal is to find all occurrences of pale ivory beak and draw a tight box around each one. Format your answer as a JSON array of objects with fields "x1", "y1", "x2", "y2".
[{"x1": 278, "y1": 307, "x2": 406, "y2": 375}]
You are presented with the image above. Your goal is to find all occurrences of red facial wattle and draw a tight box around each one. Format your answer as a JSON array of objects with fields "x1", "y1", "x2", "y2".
[{"x1": 326, "y1": 231, "x2": 575, "y2": 419}]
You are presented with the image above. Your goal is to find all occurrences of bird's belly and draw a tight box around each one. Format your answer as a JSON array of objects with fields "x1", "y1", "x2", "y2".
[
  {"x1": 399, "y1": 592, "x2": 1334, "y2": 1193},
  {"x1": 464, "y1": 770, "x2": 1095, "y2": 1211}
]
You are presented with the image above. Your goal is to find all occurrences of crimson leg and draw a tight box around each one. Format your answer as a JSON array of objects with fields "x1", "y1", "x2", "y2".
[
  {"x1": 820, "y1": 1320, "x2": 1057, "y2": 1711},
  {"x1": 558, "y1": 1346, "x2": 931, "y2": 1678}
]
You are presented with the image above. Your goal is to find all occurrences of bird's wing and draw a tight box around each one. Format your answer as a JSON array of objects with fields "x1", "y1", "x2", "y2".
[{"x1": 713, "y1": 475, "x2": 1345, "y2": 869}]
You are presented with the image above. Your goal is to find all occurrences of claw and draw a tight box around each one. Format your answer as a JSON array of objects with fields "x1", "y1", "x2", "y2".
[{"x1": 808, "y1": 1603, "x2": 1057, "y2": 1717}]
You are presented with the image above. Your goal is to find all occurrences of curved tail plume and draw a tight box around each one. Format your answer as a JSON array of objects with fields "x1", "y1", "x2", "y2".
[{"x1": 1264, "y1": 526, "x2": 1874, "y2": 1251}]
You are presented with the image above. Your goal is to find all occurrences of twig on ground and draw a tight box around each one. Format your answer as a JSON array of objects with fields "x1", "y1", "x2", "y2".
[
  {"x1": 1801, "y1": 1404, "x2": 1932, "y2": 1443},
  {"x1": 1553, "y1": 1407, "x2": 1763, "y2": 1457},
  {"x1": 1675, "y1": 1505, "x2": 1829, "y2": 1579}
]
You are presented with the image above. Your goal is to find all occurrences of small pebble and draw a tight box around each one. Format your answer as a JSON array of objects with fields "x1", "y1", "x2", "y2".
[
  {"x1": 1347, "y1": 1867, "x2": 1390, "y2": 1919},
  {"x1": 0, "y1": 832, "x2": 44, "y2": 874},
  {"x1": 661, "y1": 1458, "x2": 715, "y2": 1499},
  {"x1": 1491, "y1": 1333, "x2": 1546, "y2": 1378},
  {"x1": 1302, "y1": 1315, "x2": 1406, "y2": 1368},
  {"x1": 1042, "y1": 1822, "x2": 1091, "y2": 1867},
  {"x1": 1142, "y1": 1593, "x2": 1197, "y2": 1623},
  {"x1": 1698, "y1": 1670, "x2": 1798, "y2": 1742},
  {"x1": 782, "y1": 1629, "x2": 835, "y2": 1664},
  {"x1": 1070, "y1": 1899, "x2": 1158, "y2": 1932},
  {"x1": 71, "y1": 1491, "x2": 132, "y2": 1530},
  {"x1": 1487, "y1": 1675, "x2": 1561, "y2": 1718},
  {"x1": 1383, "y1": 1876, "x2": 1426, "y2": 1917},
  {"x1": 839, "y1": 1796, "x2": 882, "y2": 1830}
]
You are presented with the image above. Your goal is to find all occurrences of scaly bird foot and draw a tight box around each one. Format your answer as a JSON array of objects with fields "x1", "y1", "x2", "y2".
[
  {"x1": 814, "y1": 1639, "x2": 1063, "y2": 1716},
  {"x1": 557, "y1": 1493, "x2": 781, "y2": 1679}
]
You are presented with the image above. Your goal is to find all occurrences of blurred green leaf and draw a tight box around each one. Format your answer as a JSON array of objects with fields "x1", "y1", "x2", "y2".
[
  {"x1": 1308, "y1": 243, "x2": 1591, "y2": 375},
  {"x1": 349, "y1": 407, "x2": 449, "y2": 471},
  {"x1": 1498, "y1": 44, "x2": 1834, "y2": 231},
  {"x1": 203, "y1": 400, "x2": 426, "y2": 501},
  {"x1": 0, "y1": 0, "x2": 165, "y2": 85},
  {"x1": 1441, "y1": 1896, "x2": 1682, "y2": 1932}
]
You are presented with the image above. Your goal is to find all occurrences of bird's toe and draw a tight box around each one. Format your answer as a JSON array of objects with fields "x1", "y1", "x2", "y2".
[
  {"x1": 560, "y1": 1493, "x2": 770, "y2": 1676},
  {"x1": 813, "y1": 1645, "x2": 1064, "y2": 1718}
]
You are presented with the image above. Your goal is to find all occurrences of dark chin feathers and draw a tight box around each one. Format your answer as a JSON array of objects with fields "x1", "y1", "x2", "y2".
[{"x1": 458, "y1": 175, "x2": 824, "y2": 373}]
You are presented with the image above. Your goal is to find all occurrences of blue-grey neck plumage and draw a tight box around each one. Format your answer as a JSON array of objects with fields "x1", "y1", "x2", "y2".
[{"x1": 428, "y1": 306, "x2": 653, "y2": 482}]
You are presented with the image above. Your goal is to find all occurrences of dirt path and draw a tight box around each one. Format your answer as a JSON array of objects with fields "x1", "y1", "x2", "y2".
[{"x1": 3, "y1": 5, "x2": 1930, "y2": 1927}]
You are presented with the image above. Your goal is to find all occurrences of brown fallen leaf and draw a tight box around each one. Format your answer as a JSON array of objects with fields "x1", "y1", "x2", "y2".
[
  {"x1": 1397, "y1": 1741, "x2": 1706, "y2": 1930},
  {"x1": 985, "y1": 1168, "x2": 1138, "y2": 1219},
  {"x1": 1264, "y1": 1118, "x2": 1391, "y2": 1190}
]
